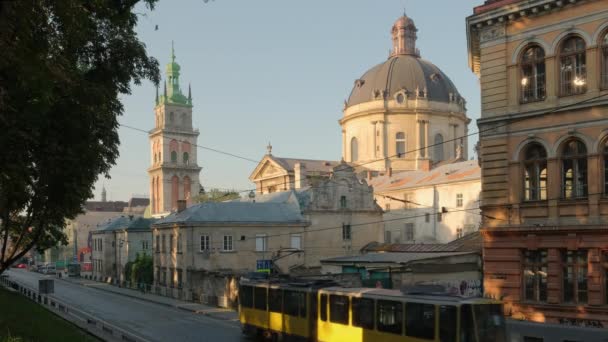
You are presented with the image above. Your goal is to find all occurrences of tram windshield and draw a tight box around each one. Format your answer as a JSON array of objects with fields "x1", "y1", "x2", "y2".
[{"x1": 474, "y1": 304, "x2": 506, "y2": 342}]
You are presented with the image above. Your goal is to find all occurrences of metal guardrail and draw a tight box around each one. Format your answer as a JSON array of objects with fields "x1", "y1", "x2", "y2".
[{"x1": 0, "y1": 275, "x2": 150, "y2": 342}]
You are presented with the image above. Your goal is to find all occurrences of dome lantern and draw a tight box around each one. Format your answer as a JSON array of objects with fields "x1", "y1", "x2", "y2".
[{"x1": 390, "y1": 14, "x2": 419, "y2": 57}]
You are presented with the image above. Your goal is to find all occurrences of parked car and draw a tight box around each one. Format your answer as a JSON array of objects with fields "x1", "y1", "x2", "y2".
[
  {"x1": 35, "y1": 264, "x2": 45, "y2": 273},
  {"x1": 15, "y1": 263, "x2": 27, "y2": 269},
  {"x1": 43, "y1": 265, "x2": 56, "y2": 275}
]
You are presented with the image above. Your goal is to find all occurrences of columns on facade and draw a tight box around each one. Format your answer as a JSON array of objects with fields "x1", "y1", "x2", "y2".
[
  {"x1": 588, "y1": 154, "x2": 601, "y2": 222},
  {"x1": 378, "y1": 120, "x2": 386, "y2": 159},
  {"x1": 450, "y1": 123, "x2": 459, "y2": 159},
  {"x1": 371, "y1": 122, "x2": 377, "y2": 159}
]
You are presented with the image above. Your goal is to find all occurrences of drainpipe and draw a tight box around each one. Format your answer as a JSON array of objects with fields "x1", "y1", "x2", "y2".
[{"x1": 433, "y1": 185, "x2": 437, "y2": 240}]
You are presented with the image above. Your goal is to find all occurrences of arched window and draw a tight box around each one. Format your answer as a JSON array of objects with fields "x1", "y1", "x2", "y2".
[
  {"x1": 396, "y1": 132, "x2": 406, "y2": 158},
  {"x1": 183, "y1": 152, "x2": 189, "y2": 165},
  {"x1": 169, "y1": 139, "x2": 178, "y2": 163},
  {"x1": 601, "y1": 31, "x2": 608, "y2": 89},
  {"x1": 351, "y1": 137, "x2": 358, "y2": 162},
  {"x1": 171, "y1": 151, "x2": 177, "y2": 163},
  {"x1": 153, "y1": 153, "x2": 157, "y2": 164},
  {"x1": 603, "y1": 140, "x2": 608, "y2": 195},
  {"x1": 183, "y1": 176, "x2": 191, "y2": 202},
  {"x1": 434, "y1": 134, "x2": 444, "y2": 162},
  {"x1": 169, "y1": 111, "x2": 174, "y2": 122},
  {"x1": 520, "y1": 45, "x2": 546, "y2": 103},
  {"x1": 559, "y1": 36, "x2": 587, "y2": 96},
  {"x1": 562, "y1": 140, "x2": 588, "y2": 199},
  {"x1": 171, "y1": 175, "x2": 179, "y2": 210},
  {"x1": 523, "y1": 143, "x2": 547, "y2": 201}
]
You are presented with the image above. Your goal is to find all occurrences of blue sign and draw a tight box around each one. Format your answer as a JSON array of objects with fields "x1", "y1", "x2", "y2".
[{"x1": 256, "y1": 259, "x2": 272, "y2": 273}]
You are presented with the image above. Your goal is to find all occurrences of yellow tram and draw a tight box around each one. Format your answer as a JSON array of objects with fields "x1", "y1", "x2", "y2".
[{"x1": 239, "y1": 279, "x2": 506, "y2": 342}]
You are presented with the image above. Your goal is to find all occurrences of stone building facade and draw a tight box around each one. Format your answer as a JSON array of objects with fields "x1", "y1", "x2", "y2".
[
  {"x1": 148, "y1": 44, "x2": 201, "y2": 217},
  {"x1": 468, "y1": 0, "x2": 608, "y2": 331},
  {"x1": 151, "y1": 162, "x2": 383, "y2": 303}
]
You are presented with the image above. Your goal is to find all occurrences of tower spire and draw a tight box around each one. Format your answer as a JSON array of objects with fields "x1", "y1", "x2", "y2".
[
  {"x1": 155, "y1": 84, "x2": 159, "y2": 105},
  {"x1": 188, "y1": 83, "x2": 192, "y2": 104},
  {"x1": 171, "y1": 40, "x2": 175, "y2": 62}
]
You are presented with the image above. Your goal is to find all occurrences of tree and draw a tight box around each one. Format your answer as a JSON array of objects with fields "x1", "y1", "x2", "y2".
[
  {"x1": 0, "y1": 1, "x2": 160, "y2": 275},
  {"x1": 193, "y1": 188, "x2": 241, "y2": 203}
]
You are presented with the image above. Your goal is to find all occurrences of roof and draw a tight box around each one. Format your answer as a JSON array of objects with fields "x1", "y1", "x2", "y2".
[
  {"x1": 321, "y1": 251, "x2": 475, "y2": 265},
  {"x1": 473, "y1": 0, "x2": 522, "y2": 14},
  {"x1": 128, "y1": 197, "x2": 150, "y2": 208},
  {"x1": 269, "y1": 156, "x2": 339, "y2": 173},
  {"x1": 364, "y1": 231, "x2": 482, "y2": 253},
  {"x1": 369, "y1": 160, "x2": 480, "y2": 192},
  {"x1": 318, "y1": 287, "x2": 491, "y2": 304},
  {"x1": 155, "y1": 190, "x2": 307, "y2": 226},
  {"x1": 84, "y1": 201, "x2": 128, "y2": 212},
  {"x1": 346, "y1": 54, "x2": 462, "y2": 107},
  {"x1": 95, "y1": 216, "x2": 156, "y2": 232}
]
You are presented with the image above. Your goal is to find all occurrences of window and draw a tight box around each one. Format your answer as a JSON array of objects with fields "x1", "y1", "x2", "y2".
[
  {"x1": 404, "y1": 223, "x2": 414, "y2": 241},
  {"x1": 290, "y1": 234, "x2": 301, "y2": 250},
  {"x1": 141, "y1": 240, "x2": 148, "y2": 250},
  {"x1": 603, "y1": 140, "x2": 608, "y2": 195},
  {"x1": 460, "y1": 304, "x2": 475, "y2": 342},
  {"x1": 385, "y1": 203, "x2": 391, "y2": 212},
  {"x1": 352, "y1": 297, "x2": 374, "y2": 329},
  {"x1": 434, "y1": 134, "x2": 444, "y2": 161},
  {"x1": 350, "y1": 137, "x2": 358, "y2": 162},
  {"x1": 396, "y1": 132, "x2": 406, "y2": 158},
  {"x1": 169, "y1": 235, "x2": 174, "y2": 252},
  {"x1": 456, "y1": 193, "x2": 463, "y2": 207},
  {"x1": 340, "y1": 196, "x2": 347, "y2": 209},
  {"x1": 100, "y1": 239, "x2": 103, "y2": 251},
  {"x1": 320, "y1": 294, "x2": 328, "y2": 321},
  {"x1": 377, "y1": 300, "x2": 402, "y2": 335},
  {"x1": 562, "y1": 249, "x2": 588, "y2": 303},
  {"x1": 520, "y1": 45, "x2": 546, "y2": 103},
  {"x1": 254, "y1": 287, "x2": 267, "y2": 310},
  {"x1": 161, "y1": 268, "x2": 167, "y2": 286},
  {"x1": 240, "y1": 286, "x2": 253, "y2": 308},
  {"x1": 342, "y1": 224, "x2": 351, "y2": 241},
  {"x1": 524, "y1": 143, "x2": 548, "y2": 201},
  {"x1": 170, "y1": 268, "x2": 175, "y2": 287},
  {"x1": 603, "y1": 251, "x2": 608, "y2": 304},
  {"x1": 404, "y1": 193, "x2": 414, "y2": 209},
  {"x1": 169, "y1": 111, "x2": 174, "y2": 122},
  {"x1": 223, "y1": 235, "x2": 233, "y2": 251},
  {"x1": 385, "y1": 230, "x2": 392, "y2": 243},
  {"x1": 183, "y1": 152, "x2": 189, "y2": 165},
  {"x1": 439, "y1": 305, "x2": 457, "y2": 342},
  {"x1": 255, "y1": 234, "x2": 267, "y2": 252},
  {"x1": 523, "y1": 249, "x2": 548, "y2": 302},
  {"x1": 269, "y1": 289, "x2": 282, "y2": 313},
  {"x1": 559, "y1": 36, "x2": 587, "y2": 96},
  {"x1": 405, "y1": 302, "x2": 435, "y2": 339},
  {"x1": 200, "y1": 235, "x2": 210, "y2": 251},
  {"x1": 177, "y1": 233, "x2": 182, "y2": 253},
  {"x1": 177, "y1": 269, "x2": 183, "y2": 288},
  {"x1": 284, "y1": 290, "x2": 306, "y2": 317},
  {"x1": 329, "y1": 295, "x2": 349, "y2": 325},
  {"x1": 425, "y1": 213, "x2": 430, "y2": 223},
  {"x1": 602, "y1": 32, "x2": 608, "y2": 89},
  {"x1": 171, "y1": 150, "x2": 178, "y2": 163},
  {"x1": 562, "y1": 140, "x2": 588, "y2": 199},
  {"x1": 456, "y1": 228, "x2": 463, "y2": 239}
]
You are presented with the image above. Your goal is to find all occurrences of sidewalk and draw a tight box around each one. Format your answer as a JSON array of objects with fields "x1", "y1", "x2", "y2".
[{"x1": 62, "y1": 277, "x2": 238, "y2": 321}]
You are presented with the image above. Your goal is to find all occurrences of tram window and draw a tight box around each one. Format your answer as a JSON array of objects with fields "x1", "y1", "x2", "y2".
[
  {"x1": 299, "y1": 292, "x2": 307, "y2": 318},
  {"x1": 320, "y1": 294, "x2": 328, "y2": 321},
  {"x1": 405, "y1": 302, "x2": 435, "y2": 339},
  {"x1": 269, "y1": 288, "x2": 282, "y2": 313},
  {"x1": 254, "y1": 287, "x2": 267, "y2": 310},
  {"x1": 240, "y1": 286, "x2": 253, "y2": 308},
  {"x1": 439, "y1": 305, "x2": 457, "y2": 342},
  {"x1": 377, "y1": 300, "x2": 403, "y2": 335},
  {"x1": 329, "y1": 295, "x2": 349, "y2": 325},
  {"x1": 460, "y1": 304, "x2": 475, "y2": 342},
  {"x1": 284, "y1": 291, "x2": 307, "y2": 317},
  {"x1": 352, "y1": 297, "x2": 374, "y2": 329}
]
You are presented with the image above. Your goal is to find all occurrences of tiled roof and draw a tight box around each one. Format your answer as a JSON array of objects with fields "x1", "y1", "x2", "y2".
[{"x1": 369, "y1": 160, "x2": 480, "y2": 192}]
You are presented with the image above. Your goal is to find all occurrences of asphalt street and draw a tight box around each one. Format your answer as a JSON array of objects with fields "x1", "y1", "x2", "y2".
[{"x1": 6, "y1": 269, "x2": 245, "y2": 342}]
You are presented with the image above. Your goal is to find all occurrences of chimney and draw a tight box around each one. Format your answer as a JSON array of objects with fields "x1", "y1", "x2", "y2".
[
  {"x1": 367, "y1": 170, "x2": 372, "y2": 181},
  {"x1": 388, "y1": 167, "x2": 393, "y2": 177},
  {"x1": 177, "y1": 200, "x2": 187, "y2": 213},
  {"x1": 294, "y1": 162, "x2": 307, "y2": 189}
]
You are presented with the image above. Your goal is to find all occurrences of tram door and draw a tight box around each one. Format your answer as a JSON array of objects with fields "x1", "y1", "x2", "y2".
[{"x1": 309, "y1": 291, "x2": 318, "y2": 340}]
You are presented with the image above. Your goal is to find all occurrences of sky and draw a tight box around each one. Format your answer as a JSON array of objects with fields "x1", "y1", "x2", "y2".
[{"x1": 94, "y1": 0, "x2": 484, "y2": 202}]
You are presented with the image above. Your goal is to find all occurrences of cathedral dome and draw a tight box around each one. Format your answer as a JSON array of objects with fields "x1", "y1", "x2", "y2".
[
  {"x1": 346, "y1": 55, "x2": 462, "y2": 107},
  {"x1": 345, "y1": 15, "x2": 463, "y2": 108}
]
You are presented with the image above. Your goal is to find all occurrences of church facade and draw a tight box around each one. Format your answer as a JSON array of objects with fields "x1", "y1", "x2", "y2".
[{"x1": 148, "y1": 45, "x2": 201, "y2": 217}]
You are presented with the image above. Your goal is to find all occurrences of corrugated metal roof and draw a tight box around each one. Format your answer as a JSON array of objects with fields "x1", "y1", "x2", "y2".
[{"x1": 369, "y1": 160, "x2": 480, "y2": 192}]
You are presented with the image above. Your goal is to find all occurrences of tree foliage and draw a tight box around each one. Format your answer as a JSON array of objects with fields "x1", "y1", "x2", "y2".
[
  {"x1": 129, "y1": 252, "x2": 153, "y2": 286},
  {"x1": 0, "y1": 1, "x2": 160, "y2": 275},
  {"x1": 193, "y1": 188, "x2": 241, "y2": 203}
]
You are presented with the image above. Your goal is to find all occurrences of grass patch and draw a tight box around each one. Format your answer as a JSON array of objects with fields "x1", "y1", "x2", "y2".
[{"x1": 0, "y1": 287, "x2": 98, "y2": 342}]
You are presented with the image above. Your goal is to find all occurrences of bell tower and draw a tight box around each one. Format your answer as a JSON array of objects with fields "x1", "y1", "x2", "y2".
[{"x1": 148, "y1": 42, "x2": 201, "y2": 216}]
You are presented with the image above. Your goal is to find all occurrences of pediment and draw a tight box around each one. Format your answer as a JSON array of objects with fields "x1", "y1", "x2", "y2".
[{"x1": 249, "y1": 156, "x2": 289, "y2": 182}]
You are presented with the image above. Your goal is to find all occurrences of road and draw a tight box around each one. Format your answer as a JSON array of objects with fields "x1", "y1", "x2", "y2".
[{"x1": 6, "y1": 269, "x2": 245, "y2": 342}]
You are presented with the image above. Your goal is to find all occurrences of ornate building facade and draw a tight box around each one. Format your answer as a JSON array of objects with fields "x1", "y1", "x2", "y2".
[
  {"x1": 341, "y1": 15, "x2": 470, "y2": 172},
  {"x1": 468, "y1": 0, "x2": 608, "y2": 336},
  {"x1": 148, "y1": 45, "x2": 201, "y2": 217}
]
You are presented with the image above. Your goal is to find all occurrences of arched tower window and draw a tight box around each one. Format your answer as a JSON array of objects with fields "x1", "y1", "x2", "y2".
[
  {"x1": 169, "y1": 111, "x2": 174, "y2": 122},
  {"x1": 396, "y1": 132, "x2": 406, "y2": 158},
  {"x1": 601, "y1": 31, "x2": 608, "y2": 89},
  {"x1": 559, "y1": 36, "x2": 587, "y2": 96},
  {"x1": 523, "y1": 143, "x2": 547, "y2": 201},
  {"x1": 350, "y1": 137, "x2": 359, "y2": 162},
  {"x1": 181, "y1": 141, "x2": 191, "y2": 165},
  {"x1": 520, "y1": 45, "x2": 546, "y2": 103},
  {"x1": 170, "y1": 139, "x2": 178, "y2": 163},
  {"x1": 183, "y1": 176, "x2": 191, "y2": 202},
  {"x1": 434, "y1": 134, "x2": 444, "y2": 162},
  {"x1": 183, "y1": 152, "x2": 189, "y2": 165},
  {"x1": 603, "y1": 139, "x2": 608, "y2": 195},
  {"x1": 171, "y1": 175, "x2": 179, "y2": 210},
  {"x1": 171, "y1": 151, "x2": 178, "y2": 163},
  {"x1": 562, "y1": 139, "x2": 588, "y2": 199}
]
